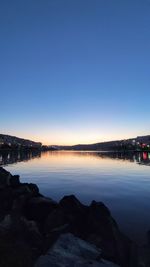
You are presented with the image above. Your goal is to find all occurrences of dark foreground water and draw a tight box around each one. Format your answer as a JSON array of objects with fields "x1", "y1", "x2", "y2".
[{"x1": 1, "y1": 150, "x2": 150, "y2": 244}]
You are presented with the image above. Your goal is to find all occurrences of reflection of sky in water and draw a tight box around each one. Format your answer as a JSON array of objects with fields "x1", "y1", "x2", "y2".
[{"x1": 2, "y1": 151, "x2": 150, "y2": 244}]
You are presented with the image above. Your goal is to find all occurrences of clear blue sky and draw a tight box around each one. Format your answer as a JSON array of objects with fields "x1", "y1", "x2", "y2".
[{"x1": 1, "y1": 0, "x2": 150, "y2": 145}]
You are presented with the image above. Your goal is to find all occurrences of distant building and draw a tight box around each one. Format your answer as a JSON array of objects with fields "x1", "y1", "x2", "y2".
[{"x1": 136, "y1": 136, "x2": 150, "y2": 145}]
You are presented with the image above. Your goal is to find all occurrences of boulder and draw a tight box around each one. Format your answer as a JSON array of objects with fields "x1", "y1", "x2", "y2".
[
  {"x1": 87, "y1": 201, "x2": 118, "y2": 240},
  {"x1": 13, "y1": 183, "x2": 39, "y2": 198},
  {"x1": 59, "y1": 195, "x2": 88, "y2": 236},
  {"x1": 24, "y1": 196, "x2": 58, "y2": 223},
  {"x1": 44, "y1": 195, "x2": 87, "y2": 237},
  {"x1": 19, "y1": 217, "x2": 43, "y2": 249},
  {"x1": 0, "y1": 214, "x2": 12, "y2": 232},
  {"x1": 0, "y1": 187, "x2": 14, "y2": 215},
  {"x1": 90, "y1": 201, "x2": 111, "y2": 217},
  {"x1": 0, "y1": 241, "x2": 33, "y2": 267},
  {"x1": 0, "y1": 167, "x2": 20, "y2": 188},
  {"x1": 0, "y1": 167, "x2": 12, "y2": 188},
  {"x1": 27, "y1": 183, "x2": 39, "y2": 195},
  {"x1": 0, "y1": 213, "x2": 42, "y2": 244},
  {"x1": 0, "y1": 214, "x2": 42, "y2": 267},
  {"x1": 9, "y1": 175, "x2": 20, "y2": 187},
  {"x1": 86, "y1": 201, "x2": 136, "y2": 267},
  {"x1": 0, "y1": 168, "x2": 139, "y2": 267},
  {"x1": 59, "y1": 195, "x2": 87, "y2": 214},
  {"x1": 34, "y1": 233, "x2": 120, "y2": 267},
  {"x1": 44, "y1": 208, "x2": 67, "y2": 234}
]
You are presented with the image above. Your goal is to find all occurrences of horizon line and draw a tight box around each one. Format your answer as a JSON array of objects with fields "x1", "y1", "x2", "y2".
[{"x1": 1, "y1": 133, "x2": 150, "y2": 147}]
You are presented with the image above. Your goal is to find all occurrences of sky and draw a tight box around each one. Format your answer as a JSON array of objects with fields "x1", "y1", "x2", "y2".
[{"x1": 0, "y1": 0, "x2": 150, "y2": 145}]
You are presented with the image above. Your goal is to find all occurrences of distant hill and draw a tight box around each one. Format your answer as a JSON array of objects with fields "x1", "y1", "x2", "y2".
[
  {"x1": 59, "y1": 135, "x2": 150, "y2": 151},
  {"x1": 0, "y1": 134, "x2": 42, "y2": 149},
  {"x1": 1, "y1": 133, "x2": 150, "y2": 152}
]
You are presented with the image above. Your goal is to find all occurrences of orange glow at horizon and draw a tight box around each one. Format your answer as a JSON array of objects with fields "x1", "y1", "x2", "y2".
[
  {"x1": 5, "y1": 128, "x2": 148, "y2": 146},
  {"x1": 25, "y1": 132, "x2": 139, "y2": 146}
]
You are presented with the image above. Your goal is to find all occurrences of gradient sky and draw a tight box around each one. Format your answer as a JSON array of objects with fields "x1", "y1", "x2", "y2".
[{"x1": 1, "y1": 0, "x2": 150, "y2": 145}]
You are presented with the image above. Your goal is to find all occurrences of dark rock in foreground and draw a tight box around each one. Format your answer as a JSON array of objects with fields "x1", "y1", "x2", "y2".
[
  {"x1": 24, "y1": 196, "x2": 58, "y2": 223},
  {"x1": 35, "y1": 233, "x2": 119, "y2": 267},
  {"x1": 0, "y1": 167, "x2": 146, "y2": 267}
]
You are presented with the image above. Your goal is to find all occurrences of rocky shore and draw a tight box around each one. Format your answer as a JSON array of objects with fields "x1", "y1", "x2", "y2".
[{"x1": 0, "y1": 167, "x2": 149, "y2": 267}]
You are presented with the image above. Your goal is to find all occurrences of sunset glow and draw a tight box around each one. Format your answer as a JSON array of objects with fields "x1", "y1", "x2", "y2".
[{"x1": 1, "y1": 0, "x2": 150, "y2": 145}]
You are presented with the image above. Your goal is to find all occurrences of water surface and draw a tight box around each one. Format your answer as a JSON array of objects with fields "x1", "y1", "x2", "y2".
[{"x1": 1, "y1": 150, "x2": 150, "y2": 244}]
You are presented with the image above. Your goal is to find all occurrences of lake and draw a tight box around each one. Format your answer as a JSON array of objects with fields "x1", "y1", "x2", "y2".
[{"x1": 1, "y1": 150, "x2": 150, "y2": 244}]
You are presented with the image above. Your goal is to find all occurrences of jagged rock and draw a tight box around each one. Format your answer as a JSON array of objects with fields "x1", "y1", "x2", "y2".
[
  {"x1": 27, "y1": 183, "x2": 39, "y2": 195},
  {"x1": 86, "y1": 200, "x2": 119, "y2": 243},
  {"x1": 0, "y1": 167, "x2": 20, "y2": 188},
  {"x1": 12, "y1": 184, "x2": 40, "y2": 207},
  {"x1": 86, "y1": 201, "x2": 137, "y2": 267},
  {"x1": 0, "y1": 167, "x2": 12, "y2": 188},
  {"x1": 8, "y1": 185, "x2": 38, "y2": 219},
  {"x1": 44, "y1": 208, "x2": 67, "y2": 234},
  {"x1": 44, "y1": 195, "x2": 86, "y2": 236},
  {"x1": 0, "y1": 241, "x2": 33, "y2": 267},
  {"x1": 10, "y1": 175, "x2": 20, "y2": 187},
  {"x1": 34, "y1": 233, "x2": 120, "y2": 267},
  {"x1": 0, "y1": 213, "x2": 43, "y2": 267},
  {"x1": 19, "y1": 217, "x2": 43, "y2": 248},
  {"x1": 0, "y1": 168, "x2": 139, "y2": 267},
  {"x1": 59, "y1": 195, "x2": 87, "y2": 213},
  {"x1": 0, "y1": 214, "x2": 42, "y2": 245},
  {"x1": 90, "y1": 201, "x2": 111, "y2": 217},
  {"x1": 59, "y1": 195, "x2": 88, "y2": 236},
  {"x1": 0, "y1": 214, "x2": 12, "y2": 232},
  {"x1": 44, "y1": 196, "x2": 138, "y2": 267},
  {"x1": 24, "y1": 196, "x2": 58, "y2": 222},
  {"x1": 0, "y1": 187, "x2": 14, "y2": 215}
]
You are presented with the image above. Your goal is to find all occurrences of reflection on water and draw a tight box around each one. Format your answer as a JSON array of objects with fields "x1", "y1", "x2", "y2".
[
  {"x1": 1, "y1": 150, "x2": 150, "y2": 166},
  {"x1": 1, "y1": 150, "x2": 150, "y2": 244},
  {"x1": 0, "y1": 150, "x2": 41, "y2": 166},
  {"x1": 96, "y1": 151, "x2": 150, "y2": 166}
]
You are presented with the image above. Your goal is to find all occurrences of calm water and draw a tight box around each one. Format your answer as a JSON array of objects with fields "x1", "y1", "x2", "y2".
[{"x1": 1, "y1": 150, "x2": 150, "y2": 244}]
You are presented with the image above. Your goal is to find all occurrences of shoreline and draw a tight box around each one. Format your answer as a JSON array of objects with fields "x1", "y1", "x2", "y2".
[
  {"x1": 0, "y1": 167, "x2": 150, "y2": 266},
  {"x1": 0, "y1": 147, "x2": 150, "y2": 152}
]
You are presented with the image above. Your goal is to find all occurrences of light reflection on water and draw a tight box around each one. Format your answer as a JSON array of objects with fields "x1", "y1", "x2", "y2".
[{"x1": 1, "y1": 150, "x2": 150, "y2": 244}]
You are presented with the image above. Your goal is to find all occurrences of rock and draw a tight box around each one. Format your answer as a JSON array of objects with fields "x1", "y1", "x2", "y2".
[
  {"x1": 43, "y1": 195, "x2": 89, "y2": 251},
  {"x1": 0, "y1": 214, "x2": 43, "y2": 251},
  {"x1": 43, "y1": 208, "x2": 69, "y2": 251},
  {"x1": 34, "y1": 233, "x2": 120, "y2": 267},
  {"x1": 10, "y1": 175, "x2": 20, "y2": 187},
  {"x1": 0, "y1": 168, "x2": 139, "y2": 267},
  {"x1": 90, "y1": 201, "x2": 111, "y2": 217},
  {"x1": 0, "y1": 187, "x2": 14, "y2": 215},
  {"x1": 24, "y1": 196, "x2": 58, "y2": 223},
  {"x1": 59, "y1": 195, "x2": 86, "y2": 213},
  {"x1": 59, "y1": 195, "x2": 88, "y2": 237},
  {"x1": 12, "y1": 183, "x2": 40, "y2": 211},
  {"x1": 0, "y1": 241, "x2": 33, "y2": 267},
  {"x1": 0, "y1": 167, "x2": 20, "y2": 188},
  {"x1": 0, "y1": 214, "x2": 42, "y2": 267},
  {"x1": 27, "y1": 183, "x2": 39, "y2": 195},
  {"x1": 0, "y1": 214, "x2": 12, "y2": 232},
  {"x1": 44, "y1": 195, "x2": 88, "y2": 237},
  {"x1": 19, "y1": 217, "x2": 43, "y2": 249},
  {"x1": 13, "y1": 184, "x2": 35, "y2": 198},
  {"x1": 45, "y1": 196, "x2": 137, "y2": 266},
  {"x1": 86, "y1": 201, "x2": 137, "y2": 267},
  {"x1": 44, "y1": 208, "x2": 67, "y2": 233},
  {"x1": 87, "y1": 201, "x2": 118, "y2": 240},
  {"x1": 0, "y1": 167, "x2": 12, "y2": 188}
]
